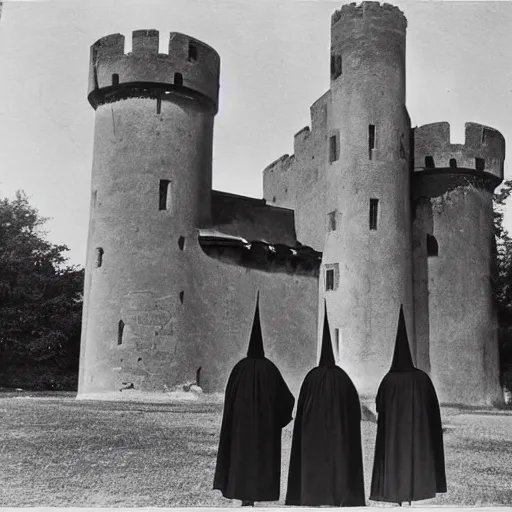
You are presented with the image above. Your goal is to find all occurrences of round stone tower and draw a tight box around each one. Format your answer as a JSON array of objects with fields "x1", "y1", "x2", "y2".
[
  {"x1": 78, "y1": 30, "x2": 220, "y2": 395},
  {"x1": 321, "y1": 2, "x2": 414, "y2": 396},
  {"x1": 413, "y1": 122, "x2": 505, "y2": 405}
]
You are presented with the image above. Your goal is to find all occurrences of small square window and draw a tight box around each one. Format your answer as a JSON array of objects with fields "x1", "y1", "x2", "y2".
[
  {"x1": 425, "y1": 156, "x2": 435, "y2": 168},
  {"x1": 324, "y1": 263, "x2": 339, "y2": 291},
  {"x1": 475, "y1": 157, "x2": 485, "y2": 171}
]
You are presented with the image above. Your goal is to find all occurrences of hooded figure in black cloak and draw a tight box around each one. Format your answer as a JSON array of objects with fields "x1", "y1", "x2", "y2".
[
  {"x1": 285, "y1": 302, "x2": 365, "y2": 507},
  {"x1": 213, "y1": 293, "x2": 295, "y2": 506},
  {"x1": 370, "y1": 305, "x2": 446, "y2": 505}
]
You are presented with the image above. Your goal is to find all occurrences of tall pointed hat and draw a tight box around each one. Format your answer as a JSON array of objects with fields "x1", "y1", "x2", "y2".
[
  {"x1": 247, "y1": 291, "x2": 265, "y2": 358},
  {"x1": 389, "y1": 304, "x2": 415, "y2": 371},
  {"x1": 319, "y1": 300, "x2": 336, "y2": 367}
]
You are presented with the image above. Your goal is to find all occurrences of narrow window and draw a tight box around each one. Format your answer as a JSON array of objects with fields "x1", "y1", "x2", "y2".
[
  {"x1": 188, "y1": 43, "x2": 197, "y2": 61},
  {"x1": 399, "y1": 134, "x2": 406, "y2": 159},
  {"x1": 328, "y1": 211, "x2": 337, "y2": 231},
  {"x1": 178, "y1": 236, "x2": 185, "y2": 250},
  {"x1": 329, "y1": 135, "x2": 338, "y2": 163},
  {"x1": 118, "y1": 320, "x2": 125, "y2": 345},
  {"x1": 482, "y1": 128, "x2": 492, "y2": 144},
  {"x1": 174, "y1": 73, "x2": 183, "y2": 86},
  {"x1": 159, "y1": 180, "x2": 172, "y2": 211},
  {"x1": 95, "y1": 247, "x2": 104, "y2": 268},
  {"x1": 369, "y1": 198, "x2": 379, "y2": 230},
  {"x1": 330, "y1": 54, "x2": 342, "y2": 79},
  {"x1": 196, "y1": 366, "x2": 202, "y2": 386},
  {"x1": 475, "y1": 157, "x2": 485, "y2": 171},
  {"x1": 179, "y1": 290, "x2": 184, "y2": 303},
  {"x1": 425, "y1": 156, "x2": 435, "y2": 168},
  {"x1": 112, "y1": 73, "x2": 119, "y2": 86},
  {"x1": 335, "y1": 328, "x2": 340, "y2": 357},
  {"x1": 369, "y1": 124, "x2": 376, "y2": 159},
  {"x1": 326, "y1": 269, "x2": 335, "y2": 291},
  {"x1": 156, "y1": 90, "x2": 162, "y2": 115},
  {"x1": 426, "y1": 234, "x2": 439, "y2": 257},
  {"x1": 449, "y1": 158, "x2": 457, "y2": 168}
]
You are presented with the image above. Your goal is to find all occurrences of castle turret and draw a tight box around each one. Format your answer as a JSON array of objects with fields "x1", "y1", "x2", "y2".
[
  {"x1": 412, "y1": 122, "x2": 505, "y2": 405},
  {"x1": 78, "y1": 30, "x2": 220, "y2": 395},
  {"x1": 321, "y1": 2, "x2": 414, "y2": 396}
]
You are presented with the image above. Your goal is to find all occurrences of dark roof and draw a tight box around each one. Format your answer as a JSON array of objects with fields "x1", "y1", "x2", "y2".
[{"x1": 211, "y1": 190, "x2": 297, "y2": 246}]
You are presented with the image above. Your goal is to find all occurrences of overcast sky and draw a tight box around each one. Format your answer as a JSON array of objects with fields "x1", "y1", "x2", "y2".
[{"x1": 0, "y1": 0, "x2": 511, "y2": 266}]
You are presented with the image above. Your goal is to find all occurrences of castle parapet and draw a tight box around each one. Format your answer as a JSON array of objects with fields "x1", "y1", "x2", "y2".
[
  {"x1": 414, "y1": 122, "x2": 505, "y2": 182},
  {"x1": 331, "y1": 2, "x2": 407, "y2": 31},
  {"x1": 198, "y1": 230, "x2": 321, "y2": 277},
  {"x1": 263, "y1": 154, "x2": 293, "y2": 175},
  {"x1": 88, "y1": 30, "x2": 220, "y2": 111}
]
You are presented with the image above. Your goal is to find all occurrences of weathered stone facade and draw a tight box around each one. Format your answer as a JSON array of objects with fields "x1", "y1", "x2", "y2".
[
  {"x1": 79, "y1": 2, "x2": 505, "y2": 406},
  {"x1": 263, "y1": 2, "x2": 505, "y2": 405}
]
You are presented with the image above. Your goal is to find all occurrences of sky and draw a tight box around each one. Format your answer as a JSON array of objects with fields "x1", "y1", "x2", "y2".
[{"x1": 0, "y1": 0, "x2": 511, "y2": 266}]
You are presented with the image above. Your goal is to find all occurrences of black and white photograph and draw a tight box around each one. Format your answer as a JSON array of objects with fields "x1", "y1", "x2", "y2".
[{"x1": 0, "y1": 0, "x2": 511, "y2": 508}]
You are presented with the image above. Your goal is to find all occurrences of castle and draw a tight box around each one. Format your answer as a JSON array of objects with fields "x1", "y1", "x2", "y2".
[{"x1": 78, "y1": 1, "x2": 506, "y2": 405}]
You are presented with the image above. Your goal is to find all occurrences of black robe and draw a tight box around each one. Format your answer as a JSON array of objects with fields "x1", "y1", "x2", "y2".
[
  {"x1": 370, "y1": 305, "x2": 447, "y2": 504},
  {"x1": 285, "y1": 304, "x2": 365, "y2": 507},
  {"x1": 213, "y1": 295, "x2": 295, "y2": 502}
]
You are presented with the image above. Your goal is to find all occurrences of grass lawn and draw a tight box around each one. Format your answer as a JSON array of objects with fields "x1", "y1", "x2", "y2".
[{"x1": 0, "y1": 391, "x2": 511, "y2": 507}]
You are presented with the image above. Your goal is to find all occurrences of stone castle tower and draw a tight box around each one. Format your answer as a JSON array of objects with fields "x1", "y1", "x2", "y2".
[
  {"x1": 263, "y1": 2, "x2": 505, "y2": 404},
  {"x1": 79, "y1": 31, "x2": 221, "y2": 394},
  {"x1": 326, "y1": 3, "x2": 413, "y2": 395},
  {"x1": 79, "y1": 2, "x2": 505, "y2": 405}
]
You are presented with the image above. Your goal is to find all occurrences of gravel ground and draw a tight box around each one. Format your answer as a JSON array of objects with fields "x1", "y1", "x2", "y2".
[{"x1": 0, "y1": 391, "x2": 511, "y2": 507}]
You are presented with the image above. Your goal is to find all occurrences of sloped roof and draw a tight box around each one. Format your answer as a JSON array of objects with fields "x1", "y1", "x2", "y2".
[{"x1": 211, "y1": 190, "x2": 297, "y2": 246}]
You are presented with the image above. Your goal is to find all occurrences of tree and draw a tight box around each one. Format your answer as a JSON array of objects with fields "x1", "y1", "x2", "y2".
[
  {"x1": 492, "y1": 179, "x2": 512, "y2": 388},
  {"x1": 0, "y1": 191, "x2": 84, "y2": 390}
]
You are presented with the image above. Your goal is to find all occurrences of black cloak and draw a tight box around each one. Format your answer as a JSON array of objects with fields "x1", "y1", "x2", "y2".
[
  {"x1": 213, "y1": 294, "x2": 295, "y2": 503},
  {"x1": 285, "y1": 303, "x2": 366, "y2": 507},
  {"x1": 370, "y1": 305, "x2": 447, "y2": 504}
]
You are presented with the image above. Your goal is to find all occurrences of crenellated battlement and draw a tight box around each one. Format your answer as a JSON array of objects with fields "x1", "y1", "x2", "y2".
[
  {"x1": 332, "y1": 1, "x2": 407, "y2": 30},
  {"x1": 414, "y1": 122, "x2": 505, "y2": 183},
  {"x1": 263, "y1": 154, "x2": 293, "y2": 175},
  {"x1": 88, "y1": 30, "x2": 220, "y2": 111}
]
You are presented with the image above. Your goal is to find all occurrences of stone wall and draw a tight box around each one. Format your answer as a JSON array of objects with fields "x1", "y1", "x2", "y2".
[{"x1": 79, "y1": 232, "x2": 318, "y2": 398}]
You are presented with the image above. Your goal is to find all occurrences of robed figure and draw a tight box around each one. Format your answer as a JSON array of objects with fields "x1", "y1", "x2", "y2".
[
  {"x1": 370, "y1": 305, "x2": 447, "y2": 505},
  {"x1": 213, "y1": 294, "x2": 295, "y2": 506},
  {"x1": 285, "y1": 303, "x2": 365, "y2": 507}
]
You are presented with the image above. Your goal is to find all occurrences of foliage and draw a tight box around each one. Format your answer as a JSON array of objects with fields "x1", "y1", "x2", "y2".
[
  {"x1": 492, "y1": 179, "x2": 512, "y2": 386},
  {"x1": 0, "y1": 191, "x2": 84, "y2": 390}
]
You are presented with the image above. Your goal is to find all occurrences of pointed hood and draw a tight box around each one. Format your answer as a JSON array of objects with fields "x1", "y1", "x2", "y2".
[
  {"x1": 390, "y1": 305, "x2": 415, "y2": 371},
  {"x1": 319, "y1": 300, "x2": 336, "y2": 367},
  {"x1": 247, "y1": 292, "x2": 265, "y2": 358}
]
